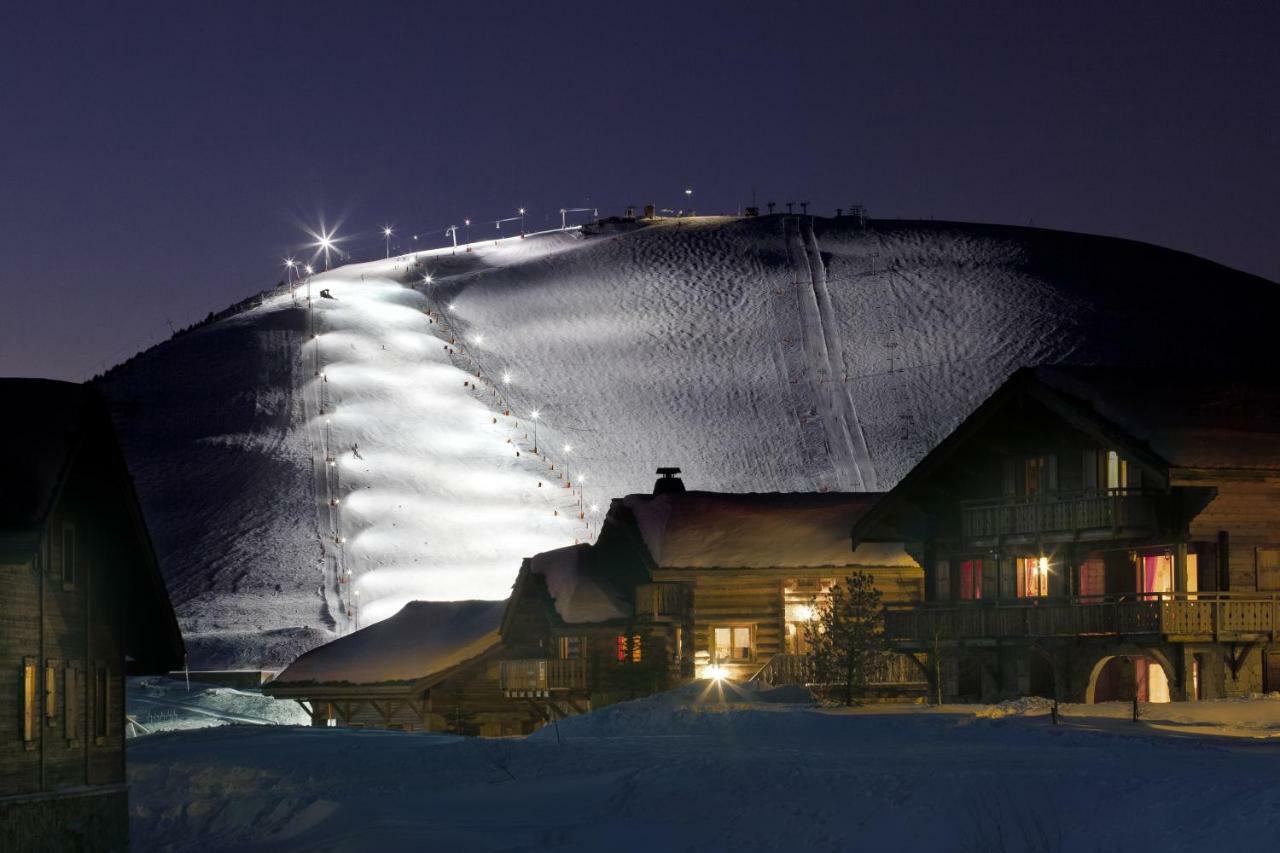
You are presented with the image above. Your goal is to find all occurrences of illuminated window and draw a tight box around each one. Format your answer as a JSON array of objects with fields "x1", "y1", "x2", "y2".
[
  {"x1": 1016, "y1": 557, "x2": 1050, "y2": 598},
  {"x1": 959, "y1": 560, "x2": 983, "y2": 600},
  {"x1": 1106, "y1": 451, "x2": 1128, "y2": 490},
  {"x1": 615, "y1": 635, "x2": 643, "y2": 663},
  {"x1": 22, "y1": 660, "x2": 37, "y2": 744},
  {"x1": 713, "y1": 626, "x2": 752, "y2": 662},
  {"x1": 45, "y1": 660, "x2": 58, "y2": 723}
]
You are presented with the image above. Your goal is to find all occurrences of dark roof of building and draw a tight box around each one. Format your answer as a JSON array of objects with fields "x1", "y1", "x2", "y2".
[
  {"x1": 0, "y1": 379, "x2": 103, "y2": 527},
  {"x1": 270, "y1": 599, "x2": 506, "y2": 687},
  {"x1": 619, "y1": 491, "x2": 915, "y2": 568},
  {"x1": 0, "y1": 378, "x2": 184, "y2": 671},
  {"x1": 1031, "y1": 366, "x2": 1280, "y2": 472}
]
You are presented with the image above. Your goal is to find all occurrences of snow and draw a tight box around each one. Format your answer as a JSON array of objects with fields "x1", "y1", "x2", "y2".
[
  {"x1": 99, "y1": 217, "x2": 1280, "y2": 667},
  {"x1": 128, "y1": 687, "x2": 1280, "y2": 852},
  {"x1": 529, "y1": 544, "x2": 628, "y2": 623},
  {"x1": 126, "y1": 676, "x2": 310, "y2": 735},
  {"x1": 621, "y1": 490, "x2": 916, "y2": 569},
  {"x1": 271, "y1": 599, "x2": 504, "y2": 686}
]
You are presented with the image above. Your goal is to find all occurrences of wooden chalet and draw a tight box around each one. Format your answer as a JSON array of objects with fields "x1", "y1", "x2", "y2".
[
  {"x1": 852, "y1": 366, "x2": 1280, "y2": 704},
  {"x1": 0, "y1": 379, "x2": 184, "y2": 852},
  {"x1": 270, "y1": 471, "x2": 926, "y2": 734}
]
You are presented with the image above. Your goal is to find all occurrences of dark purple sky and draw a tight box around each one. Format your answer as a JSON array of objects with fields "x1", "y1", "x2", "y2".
[{"x1": 4, "y1": 1, "x2": 1278, "y2": 380}]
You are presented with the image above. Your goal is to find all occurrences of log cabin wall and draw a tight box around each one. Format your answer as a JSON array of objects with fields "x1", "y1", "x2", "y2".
[{"x1": 1185, "y1": 481, "x2": 1280, "y2": 593}]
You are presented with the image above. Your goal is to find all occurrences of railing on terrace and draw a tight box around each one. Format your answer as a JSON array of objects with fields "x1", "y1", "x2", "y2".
[
  {"x1": 498, "y1": 659, "x2": 587, "y2": 697},
  {"x1": 884, "y1": 592, "x2": 1280, "y2": 643},
  {"x1": 960, "y1": 488, "x2": 1159, "y2": 540},
  {"x1": 750, "y1": 653, "x2": 926, "y2": 688},
  {"x1": 634, "y1": 583, "x2": 689, "y2": 620}
]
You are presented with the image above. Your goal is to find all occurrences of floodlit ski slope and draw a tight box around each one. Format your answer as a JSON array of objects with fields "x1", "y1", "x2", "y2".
[{"x1": 102, "y1": 216, "x2": 1280, "y2": 667}]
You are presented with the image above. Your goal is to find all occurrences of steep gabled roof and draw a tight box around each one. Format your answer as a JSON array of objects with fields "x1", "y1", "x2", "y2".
[
  {"x1": 1032, "y1": 366, "x2": 1280, "y2": 474},
  {"x1": 270, "y1": 599, "x2": 506, "y2": 687},
  {"x1": 0, "y1": 379, "x2": 100, "y2": 528},
  {"x1": 621, "y1": 491, "x2": 913, "y2": 569},
  {"x1": 851, "y1": 365, "x2": 1280, "y2": 545},
  {"x1": 0, "y1": 378, "x2": 184, "y2": 672}
]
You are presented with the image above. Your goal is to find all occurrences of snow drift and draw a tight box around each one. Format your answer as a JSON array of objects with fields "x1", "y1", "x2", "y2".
[{"x1": 98, "y1": 216, "x2": 1280, "y2": 667}]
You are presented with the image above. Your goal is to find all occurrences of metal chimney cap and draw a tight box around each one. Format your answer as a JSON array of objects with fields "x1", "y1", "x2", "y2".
[{"x1": 655, "y1": 467, "x2": 682, "y2": 477}]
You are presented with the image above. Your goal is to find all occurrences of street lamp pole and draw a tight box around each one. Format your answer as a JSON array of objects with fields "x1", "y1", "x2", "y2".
[
  {"x1": 684, "y1": 188, "x2": 693, "y2": 215},
  {"x1": 383, "y1": 226, "x2": 393, "y2": 259},
  {"x1": 531, "y1": 410, "x2": 540, "y2": 454},
  {"x1": 519, "y1": 207, "x2": 526, "y2": 236}
]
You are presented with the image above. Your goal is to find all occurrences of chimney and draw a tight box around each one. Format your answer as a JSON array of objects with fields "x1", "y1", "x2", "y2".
[{"x1": 653, "y1": 467, "x2": 686, "y2": 495}]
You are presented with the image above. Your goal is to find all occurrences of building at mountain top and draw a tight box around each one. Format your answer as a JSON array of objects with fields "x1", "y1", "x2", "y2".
[
  {"x1": 858, "y1": 365, "x2": 1280, "y2": 703},
  {"x1": 0, "y1": 380, "x2": 184, "y2": 853},
  {"x1": 266, "y1": 483, "x2": 924, "y2": 734}
]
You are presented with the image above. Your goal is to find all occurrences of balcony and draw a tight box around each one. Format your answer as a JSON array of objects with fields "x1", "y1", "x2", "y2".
[
  {"x1": 498, "y1": 659, "x2": 587, "y2": 697},
  {"x1": 634, "y1": 583, "x2": 689, "y2": 621},
  {"x1": 885, "y1": 592, "x2": 1280, "y2": 645},
  {"x1": 960, "y1": 488, "x2": 1158, "y2": 541}
]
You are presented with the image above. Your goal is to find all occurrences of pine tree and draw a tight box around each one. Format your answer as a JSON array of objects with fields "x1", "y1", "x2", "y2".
[{"x1": 804, "y1": 571, "x2": 887, "y2": 706}]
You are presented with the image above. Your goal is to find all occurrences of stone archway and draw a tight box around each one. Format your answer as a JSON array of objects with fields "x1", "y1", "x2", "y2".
[{"x1": 1084, "y1": 645, "x2": 1179, "y2": 704}]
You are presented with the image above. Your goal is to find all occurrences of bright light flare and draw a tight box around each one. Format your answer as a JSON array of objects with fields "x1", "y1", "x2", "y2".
[
  {"x1": 563, "y1": 444, "x2": 572, "y2": 453},
  {"x1": 501, "y1": 371, "x2": 512, "y2": 384},
  {"x1": 705, "y1": 665, "x2": 729, "y2": 681},
  {"x1": 793, "y1": 604, "x2": 816, "y2": 622},
  {"x1": 530, "y1": 410, "x2": 540, "y2": 420}
]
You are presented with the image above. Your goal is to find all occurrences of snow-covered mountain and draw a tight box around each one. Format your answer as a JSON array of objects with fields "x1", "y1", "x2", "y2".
[{"x1": 99, "y1": 216, "x2": 1280, "y2": 668}]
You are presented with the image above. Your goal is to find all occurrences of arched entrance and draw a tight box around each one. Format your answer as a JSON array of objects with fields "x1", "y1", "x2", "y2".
[{"x1": 1087, "y1": 654, "x2": 1172, "y2": 703}]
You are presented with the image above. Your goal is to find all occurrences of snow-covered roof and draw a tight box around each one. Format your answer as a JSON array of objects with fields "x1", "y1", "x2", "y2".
[
  {"x1": 1033, "y1": 366, "x2": 1280, "y2": 472},
  {"x1": 620, "y1": 491, "x2": 915, "y2": 569},
  {"x1": 528, "y1": 544, "x2": 630, "y2": 623},
  {"x1": 271, "y1": 599, "x2": 505, "y2": 686},
  {"x1": 0, "y1": 378, "x2": 99, "y2": 528}
]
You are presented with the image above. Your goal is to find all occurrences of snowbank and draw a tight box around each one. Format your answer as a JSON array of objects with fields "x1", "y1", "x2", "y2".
[{"x1": 129, "y1": 696, "x2": 1280, "y2": 852}]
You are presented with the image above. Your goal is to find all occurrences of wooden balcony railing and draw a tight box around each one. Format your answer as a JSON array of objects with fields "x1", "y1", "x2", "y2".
[
  {"x1": 498, "y1": 659, "x2": 587, "y2": 697},
  {"x1": 635, "y1": 583, "x2": 688, "y2": 620},
  {"x1": 749, "y1": 653, "x2": 926, "y2": 687},
  {"x1": 960, "y1": 488, "x2": 1158, "y2": 540},
  {"x1": 885, "y1": 592, "x2": 1280, "y2": 644}
]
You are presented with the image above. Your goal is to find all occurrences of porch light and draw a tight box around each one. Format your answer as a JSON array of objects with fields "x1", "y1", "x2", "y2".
[
  {"x1": 1037, "y1": 556, "x2": 1050, "y2": 576},
  {"x1": 793, "y1": 604, "x2": 816, "y2": 622},
  {"x1": 705, "y1": 664, "x2": 729, "y2": 681}
]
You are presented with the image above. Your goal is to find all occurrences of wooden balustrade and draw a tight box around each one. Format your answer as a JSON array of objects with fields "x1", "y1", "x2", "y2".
[
  {"x1": 960, "y1": 489, "x2": 1158, "y2": 539},
  {"x1": 885, "y1": 593, "x2": 1280, "y2": 644},
  {"x1": 498, "y1": 658, "x2": 587, "y2": 696},
  {"x1": 750, "y1": 652, "x2": 925, "y2": 687}
]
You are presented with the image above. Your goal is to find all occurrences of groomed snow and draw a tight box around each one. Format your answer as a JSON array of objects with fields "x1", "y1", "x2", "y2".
[
  {"x1": 101, "y1": 217, "x2": 1280, "y2": 667},
  {"x1": 128, "y1": 687, "x2": 1280, "y2": 852}
]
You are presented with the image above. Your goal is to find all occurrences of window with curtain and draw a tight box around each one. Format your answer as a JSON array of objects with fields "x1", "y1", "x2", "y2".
[
  {"x1": 958, "y1": 560, "x2": 983, "y2": 600},
  {"x1": 1016, "y1": 557, "x2": 1050, "y2": 597},
  {"x1": 713, "y1": 626, "x2": 752, "y2": 662}
]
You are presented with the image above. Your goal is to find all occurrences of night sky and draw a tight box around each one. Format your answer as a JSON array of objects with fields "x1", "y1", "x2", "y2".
[{"x1": 4, "y1": 1, "x2": 1278, "y2": 381}]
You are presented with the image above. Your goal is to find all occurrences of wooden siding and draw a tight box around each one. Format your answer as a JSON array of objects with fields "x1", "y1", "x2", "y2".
[{"x1": 1187, "y1": 482, "x2": 1280, "y2": 592}]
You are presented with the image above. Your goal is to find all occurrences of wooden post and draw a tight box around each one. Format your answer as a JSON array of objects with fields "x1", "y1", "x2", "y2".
[{"x1": 1174, "y1": 542, "x2": 1188, "y2": 594}]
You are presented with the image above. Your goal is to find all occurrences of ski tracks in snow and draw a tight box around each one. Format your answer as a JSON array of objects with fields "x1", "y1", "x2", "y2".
[{"x1": 783, "y1": 217, "x2": 877, "y2": 492}]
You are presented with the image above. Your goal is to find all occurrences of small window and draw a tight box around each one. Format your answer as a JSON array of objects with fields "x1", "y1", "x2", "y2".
[
  {"x1": 557, "y1": 636, "x2": 582, "y2": 659},
  {"x1": 1258, "y1": 548, "x2": 1280, "y2": 592},
  {"x1": 45, "y1": 660, "x2": 58, "y2": 723},
  {"x1": 958, "y1": 560, "x2": 983, "y2": 600},
  {"x1": 1016, "y1": 557, "x2": 1051, "y2": 598},
  {"x1": 673, "y1": 626, "x2": 683, "y2": 662},
  {"x1": 94, "y1": 666, "x2": 108, "y2": 741},
  {"x1": 631, "y1": 634, "x2": 642, "y2": 664},
  {"x1": 616, "y1": 635, "x2": 627, "y2": 662},
  {"x1": 22, "y1": 660, "x2": 37, "y2": 744},
  {"x1": 1106, "y1": 451, "x2": 1128, "y2": 490},
  {"x1": 61, "y1": 524, "x2": 76, "y2": 587},
  {"x1": 713, "y1": 626, "x2": 752, "y2": 662}
]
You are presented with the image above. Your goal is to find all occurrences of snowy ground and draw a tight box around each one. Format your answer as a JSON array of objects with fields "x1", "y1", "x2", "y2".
[
  {"x1": 128, "y1": 684, "x2": 1280, "y2": 852},
  {"x1": 126, "y1": 677, "x2": 310, "y2": 735},
  {"x1": 101, "y1": 217, "x2": 1280, "y2": 667}
]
